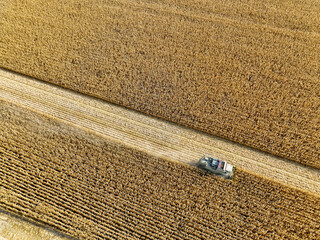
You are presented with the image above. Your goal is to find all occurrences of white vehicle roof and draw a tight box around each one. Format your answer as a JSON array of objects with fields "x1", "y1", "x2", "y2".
[{"x1": 225, "y1": 164, "x2": 233, "y2": 172}]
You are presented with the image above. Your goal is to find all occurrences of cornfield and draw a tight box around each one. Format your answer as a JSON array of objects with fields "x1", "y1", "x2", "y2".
[
  {"x1": 0, "y1": 0, "x2": 320, "y2": 239},
  {"x1": 0, "y1": 0, "x2": 319, "y2": 168},
  {"x1": 0, "y1": 100, "x2": 319, "y2": 239}
]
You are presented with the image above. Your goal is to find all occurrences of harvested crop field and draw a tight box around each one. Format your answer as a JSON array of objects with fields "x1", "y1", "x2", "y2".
[
  {"x1": 0, "y1": 99, "x2": 320, "y2": 239},
  {"x1": 1, "y1": 0, "x2": 320, "y2": 168},
  {"x1": 1, "y1": 68, "x2": 320, "y2": 196}
]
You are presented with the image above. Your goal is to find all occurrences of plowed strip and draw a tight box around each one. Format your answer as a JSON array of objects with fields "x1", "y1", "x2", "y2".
[
  {"x1": 0, "y1": 68, "x2": 319, "y2": 196},
  {"x1": 0, "y1": 209, "x2": 72, "y2": 240}
]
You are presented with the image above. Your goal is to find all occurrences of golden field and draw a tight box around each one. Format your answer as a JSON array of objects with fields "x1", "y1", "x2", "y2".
[
  {"x1": 0, "y1": 0, "x2": 319, "y2": 168},
  {"x1": 1, "y1": 0, "x2": 320, "y2": 239},
  {"x1": 0, "y1": 100, "x2": 319, "y2": 239}
]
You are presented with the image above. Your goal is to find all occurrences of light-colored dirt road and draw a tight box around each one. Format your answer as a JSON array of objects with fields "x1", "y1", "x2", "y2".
[
  {"x1": 0, "y1": 210, "x2": 70, "y2": 240},
  {"x1": 0, "y1": 68, "x2": 319, "y2": 196}
]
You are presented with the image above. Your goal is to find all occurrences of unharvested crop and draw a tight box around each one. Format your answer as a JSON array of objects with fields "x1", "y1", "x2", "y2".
[
  {"x1": 0, "y1": 0, "x2": 320, "y2": 168},
  {"x1": 0, "y1": 100, "x2": 319, "y2": 239}
]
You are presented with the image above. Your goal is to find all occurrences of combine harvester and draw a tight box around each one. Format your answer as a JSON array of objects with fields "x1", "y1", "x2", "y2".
[{"x1": 198, "y1": 155, "x2": 234, "y2": 179}]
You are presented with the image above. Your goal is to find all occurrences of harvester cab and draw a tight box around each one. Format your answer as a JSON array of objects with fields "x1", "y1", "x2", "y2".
[{"x1": 198, "y1": 155, "x2": 234, "y2": 179}]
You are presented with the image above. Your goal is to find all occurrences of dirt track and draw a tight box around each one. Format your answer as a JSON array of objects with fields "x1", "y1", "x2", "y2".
[
  {"x1": 0, "y1": 68, "x2": 319, "y2": 197},
  {"x1": 0, "y1": 98, "x2": 319, "y2": 239},
  {"x1": 0, "y1": 210, "x2": 70, "y2": 240},
  {"x1": 1, "y1": 0, "x2": 319, "y2": 168}
]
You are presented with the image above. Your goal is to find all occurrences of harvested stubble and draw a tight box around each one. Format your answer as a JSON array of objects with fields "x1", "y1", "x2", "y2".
[
  {"x1": 0, "y1": 210, "x2": 71, "y2": 240},
  {"x1": 0, "y1": 100, "x2": 319, "y2": 240},
  {"x1": 1, "y1": 0, "x2": 320, "y2": 169},
  {"x1": 1, "y1": 67, "x2": 320, "y2": 196}
]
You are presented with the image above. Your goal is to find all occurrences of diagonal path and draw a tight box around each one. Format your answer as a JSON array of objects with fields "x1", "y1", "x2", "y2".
[
  {"x1": 0, "y1": 210, "x2": 71, "y2": 240},
  {"x1": 0, "y1": 68, "x2": 319, "y2": 196}
]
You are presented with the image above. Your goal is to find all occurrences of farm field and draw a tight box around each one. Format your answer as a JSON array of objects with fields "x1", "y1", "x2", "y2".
[
  {"x1": 1, "y1": 0, "x2": 320, "y2": 168},
  {"x1": 1, "y1": 69, "x2": 319, "y2": 196},
  {"x1": 0, "y1": 99, "x2": 319, "y2": 240},
  {"x1": 1, "y1": 0, "x2": 320, "y2": 238}
]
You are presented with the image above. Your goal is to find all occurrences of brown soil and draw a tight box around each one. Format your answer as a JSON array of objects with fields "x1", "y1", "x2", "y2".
[
  {"x1": 1, "y1": 0, "x2": 320, "y2": 169},
  {"x1": 0, "y1": 100, "x2": 319, "y2": 240}
]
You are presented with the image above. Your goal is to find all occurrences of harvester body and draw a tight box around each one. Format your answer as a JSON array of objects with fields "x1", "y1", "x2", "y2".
[{"x1": 198, "y1": 155, "x2": 234, "y2": 179}]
